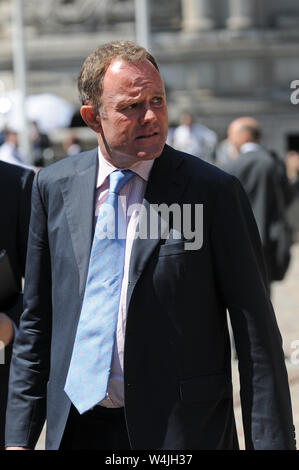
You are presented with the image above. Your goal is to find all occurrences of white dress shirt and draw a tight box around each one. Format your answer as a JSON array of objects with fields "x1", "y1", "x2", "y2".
[{"x1": 95, "y1": 148, "x2": 154, "y2": 408}]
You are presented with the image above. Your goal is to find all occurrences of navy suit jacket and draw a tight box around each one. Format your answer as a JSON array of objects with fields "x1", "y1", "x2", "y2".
[{"x1": 5, "y1": 145, "x2": 296, "y2": 449}]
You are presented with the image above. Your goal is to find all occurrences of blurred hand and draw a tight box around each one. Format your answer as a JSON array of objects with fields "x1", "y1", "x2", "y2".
[{"x1": 0, "y1": 313, "x2": 14, "y2": 347}]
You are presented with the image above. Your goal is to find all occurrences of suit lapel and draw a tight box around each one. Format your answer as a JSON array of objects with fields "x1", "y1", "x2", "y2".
[
  {"x1": 59, "y1": 149, "x2": 98, "y2": 295},
  {"x1": 127, "y1": 145, "x2": 188, "y2": 307}
]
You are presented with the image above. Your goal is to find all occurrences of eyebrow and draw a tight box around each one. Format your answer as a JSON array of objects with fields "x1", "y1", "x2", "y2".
[
  {"x1": 118, "y1": 90, "x2": 165, "y2": 106},
  {"x1": 116, "y1": 99, "x2": 136, "y2": 111}
]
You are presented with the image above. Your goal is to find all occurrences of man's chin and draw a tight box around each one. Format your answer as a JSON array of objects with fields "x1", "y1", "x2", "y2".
[
  {"x1": 120, "y1": 151, "x2": 161, "y2": 168},
  {"x1": 103, "y1": 145, "x2": 165, "y2": 168},
  {"x1": 135, "y1": 151, "x2": 161, "y2": 160},
  {"x1": 135, "y1": 142, "x2": 165, "y2": 161}
]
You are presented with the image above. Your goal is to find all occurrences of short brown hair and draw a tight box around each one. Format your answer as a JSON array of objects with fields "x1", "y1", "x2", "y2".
[{"x1": 77, "y1": 41, "x2": 160, "y2": 113}]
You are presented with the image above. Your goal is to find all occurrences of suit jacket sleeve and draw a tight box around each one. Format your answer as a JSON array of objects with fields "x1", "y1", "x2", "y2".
[
  {"x1": 5, "y1": 170, "x2": 52, "y2": 448},
  {"x1": 211, "y1": 174, "x2": 296, "y2": 449},
  {"x1": 17, "y1": 168, "x2": 35, "y2": 277}
]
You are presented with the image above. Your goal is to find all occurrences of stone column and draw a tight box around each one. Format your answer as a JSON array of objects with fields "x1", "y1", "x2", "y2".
[
  {"x1": 182, "y1": 0, "x2": 215, "y2": 32},
  {"x1": 226, "y1": 0, "x2": 256, "y2": 30}
]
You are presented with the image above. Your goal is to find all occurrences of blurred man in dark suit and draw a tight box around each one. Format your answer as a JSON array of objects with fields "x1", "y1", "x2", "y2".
[
  {"x1": 223, "y1": 117, "x2": 292, "y2": 284},
  {"x1": 0, "y1": 161, "x2": 34, "y2": 449}
]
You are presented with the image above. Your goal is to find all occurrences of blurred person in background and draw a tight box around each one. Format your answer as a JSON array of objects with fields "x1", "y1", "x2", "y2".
[
  {"x1": 223, "y1": 117, "x2": 293, "y2": 286},
  {"x1": 62, "y1": 133, "x2": 82, "y2": 157},
  {"x1": 0, "y1": 161, "x2": 34, "y2": 449},
  {"x1": 284, "y1": 150, "x2": 299, "y2": 239},
  {"x1": 215, "y1": 137, "x2": 239, "y2": 167},
  {"x1": 0, "y1": 129, "x2": 27, "y2": 168},
  {"x1": 171, "y1": 112, "x2": 217, "y2": 162},
  {"x1": 285, "y1": 150, "x2": 299, "y2": 194},
  {"x1": 29, "y1": 121, "x2": 51, "y2": 168}
]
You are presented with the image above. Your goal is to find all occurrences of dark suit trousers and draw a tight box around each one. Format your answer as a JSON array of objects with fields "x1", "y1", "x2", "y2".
[{"x1": 59, "y1": 405, "x2": 131, "y2": 450}]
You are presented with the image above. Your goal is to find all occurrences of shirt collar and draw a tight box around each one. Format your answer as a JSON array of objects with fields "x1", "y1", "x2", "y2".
[
  {"x1": 240, "y1": 142, "x2": 263, "y2": 154},
  {"x1": 96, "y1": 146, "x2": 154, "y2": 188}
]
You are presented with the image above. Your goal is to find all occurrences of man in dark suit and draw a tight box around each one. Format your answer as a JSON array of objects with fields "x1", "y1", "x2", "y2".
[
  {"x1": 0, "y1": 161, "x2": 34, "y2": 449},
  {"x1": 5, "y1": 42, "x2": 296, "y2": 450},
  {"x1": 223, "y1": 117, "x2": 291, "y2": 284}
]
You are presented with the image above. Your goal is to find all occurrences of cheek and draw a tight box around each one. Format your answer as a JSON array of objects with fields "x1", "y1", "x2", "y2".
[
  {"x1": 102, "y1": 117, "x2": 134, "y2": 147},
  {"x1": 114, "y1": 118, "x2": 133, "y2": 142},
  {"x1": 156, "y1": 106, "x2": 168, "y2": 123},
  {"x1": 104, "y1": 114, "x2": 127, "y2": 132},
  {"x1": 158, "y1": 110, "x2": 169, "y2": 134}
]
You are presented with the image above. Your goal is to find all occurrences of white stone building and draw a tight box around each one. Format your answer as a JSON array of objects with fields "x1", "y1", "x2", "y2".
[{"x1": 0, "y1": 0, "x2": 299, "y2": 158}]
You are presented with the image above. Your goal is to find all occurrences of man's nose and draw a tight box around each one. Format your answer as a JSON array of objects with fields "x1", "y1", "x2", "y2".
[{"x1": 140, "y1": 106, "x2": 156, "y2": 124}]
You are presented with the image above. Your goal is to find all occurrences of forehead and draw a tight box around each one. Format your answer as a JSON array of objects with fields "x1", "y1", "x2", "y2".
[{"x1": 102, "y1": 59, "x2": 164, "y2": 98}]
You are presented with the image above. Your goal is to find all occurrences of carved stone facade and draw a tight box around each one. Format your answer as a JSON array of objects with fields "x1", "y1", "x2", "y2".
[
  {"x1": 0, "y1": 0, "x2": 299, "y2": 157},
  {"x1": 0, "y1": 0, "x2": 181, "y2": 38}
]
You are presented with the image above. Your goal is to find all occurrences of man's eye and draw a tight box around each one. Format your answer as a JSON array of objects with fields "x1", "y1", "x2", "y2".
[
  {"x1": 152, "y1": 97, "x2": 163, "y2": 105},
  {"x1": 127, "y1": 103, "x2": 137, "y2": 110}
]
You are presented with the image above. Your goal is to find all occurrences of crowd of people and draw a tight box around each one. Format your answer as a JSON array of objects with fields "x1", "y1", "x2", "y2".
[
  {"x1": 172, "y1": 113, "x2": 299, "y2": 269},
  {"x1": 0, "y1": 124, "x2": 83, "y2": 171},
  {"x1": 0, "y1": 40, "x2": 298, "y2": 451}
]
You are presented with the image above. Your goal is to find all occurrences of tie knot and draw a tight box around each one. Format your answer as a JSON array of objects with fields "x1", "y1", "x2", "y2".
[{"x1": 109, "y1": 170, "x2": 134, "y2": 195}]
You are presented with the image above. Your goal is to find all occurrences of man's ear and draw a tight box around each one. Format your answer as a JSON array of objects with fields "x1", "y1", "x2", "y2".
[{"x1": 80, "y1": 105, "x2": 102, "y2": 133}]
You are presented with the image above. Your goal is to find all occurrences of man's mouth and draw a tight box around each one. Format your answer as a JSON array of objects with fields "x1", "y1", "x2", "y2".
[{"x1": 135, "y1": 132, "x2": 159, "y2": 140}]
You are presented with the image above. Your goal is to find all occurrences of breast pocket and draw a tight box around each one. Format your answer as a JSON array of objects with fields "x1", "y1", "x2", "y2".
[
  {"x1": 158, "y1": 240, "x2": 187, "y2": 257},
  {"x1": 153, "y1": 241, "x2": 187, "y2": 309}
]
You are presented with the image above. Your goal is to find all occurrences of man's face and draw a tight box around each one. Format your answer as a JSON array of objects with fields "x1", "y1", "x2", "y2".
[
  {"x1": 227, "y1": 122, "x2": 247, "y2": 151},
  {"x1": 97, "y1": 58, "x2": 168, "y2": 167}
]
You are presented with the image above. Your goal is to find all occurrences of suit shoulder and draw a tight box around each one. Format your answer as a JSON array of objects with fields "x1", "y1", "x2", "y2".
[
  {"x1": 224, "y1": 149, "x2": 277, "y2": 175},
  {"x1": 0, "y1": 160, "x2": 30, "y2": 177},
  {"x1": 170, "y1": 146, "x2": 234, "y2": 187},
  {"x1": 0, "y1": 160, "x2": 34, "y2": 186},
  {"x1": 36, "y1": 148, "x2": 97, "y2": 185}
]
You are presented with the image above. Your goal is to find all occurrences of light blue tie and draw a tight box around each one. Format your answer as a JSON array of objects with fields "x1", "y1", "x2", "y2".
[{"x1": 64, "y1": 169, "x2": 134, "y2": 414}]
